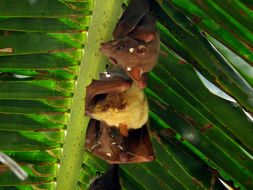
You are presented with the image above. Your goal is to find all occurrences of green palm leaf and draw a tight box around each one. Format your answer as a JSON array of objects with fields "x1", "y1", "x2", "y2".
[{"x1": 0, "y1": 0, "x2": 252, "y2": 190}]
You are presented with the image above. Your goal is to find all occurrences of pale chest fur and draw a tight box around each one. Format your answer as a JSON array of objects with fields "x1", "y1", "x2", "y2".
[{"x1": 91, "y1": 84, "x2": 148, "y2": 130}]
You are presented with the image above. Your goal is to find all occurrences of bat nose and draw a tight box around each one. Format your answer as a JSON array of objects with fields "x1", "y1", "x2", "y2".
[
  {"x1": 100, "y1": 42, "x2": 105, "y2": 49},
  {"x1": 85, "y1": 109, "x2": 91, "y2": 117},
  {"x1": 100, "y1": 43, "x2": 105, "y2": 52}
]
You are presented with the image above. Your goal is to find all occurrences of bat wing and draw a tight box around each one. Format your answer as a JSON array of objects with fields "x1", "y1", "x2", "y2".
[
  {"x1": 113, "y1": 12, "x2": 145, "y2": 40},
  {"x1": 128, "y1": 13, "x2": 157, "y2": 42},
  {"x1": 85, "y1": 119, "x2": 155, "y2": 164},
  {"x1": 87, "y1": 164, "x2": 122, "y2": 190},
  {"x1": 113, "y1": 0, "x2": 150, "y2": 39},
  {"x1": 85, "y1": 74, "x2": 131, "y2": 116}
]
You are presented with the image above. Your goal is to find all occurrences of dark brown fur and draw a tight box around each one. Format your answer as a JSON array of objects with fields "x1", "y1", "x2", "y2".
[
  {"x1": 85, "y1": 119, "x2": 154, "y2": 164},
  {"x1": 85, "y1": 73, "x2": 149, "y2": 135},
  {"x1": 84, "y1": 72, "x2": 154, "y2": 163},
  {"x1": 100, "y1": 0, "x2": 160, "y2": 89},
  {"x1": 87, "y1": 164, "x2": 122, "y2": 190}
]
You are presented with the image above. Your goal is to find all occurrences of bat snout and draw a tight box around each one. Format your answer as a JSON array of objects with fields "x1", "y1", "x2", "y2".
[
  {"x1": 99, "y1": 45, "x2": 104, "y2": 53},
  {"x1": 100, "y1": 42, "x2": 105, "y2": 49},
  {"x1": 100, "y1": 42, "x2": 110, "y2": 49},
  {"x1": 100, "y1": 42, "x2": 111, "y2": 55},
  {"x1": 100, "y1": 40, "x2": 119, "y2": 54},
  {"x1": 85, "y1": 109, "x2": 93, "y2": 117}
]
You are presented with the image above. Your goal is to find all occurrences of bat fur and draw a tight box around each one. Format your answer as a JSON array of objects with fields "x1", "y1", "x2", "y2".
[
  {"x1": 85, "y1": 119, "x2": 154, "y2": 163},
  {"x1": 84, "y1": 71, "x2": 154, "y2": 163},
  {"x1": 87, "y1": 164, "x2": 121, "y2": 190},
  {"x1": 85, "y1": 72, "x2": 148, "y2": 136},
  {"x1": 100, "y1": 0, "x2": 160, "y2": 89},
  {"x1": 90, "y1": 82, "x2": 148, "y2": 130}
]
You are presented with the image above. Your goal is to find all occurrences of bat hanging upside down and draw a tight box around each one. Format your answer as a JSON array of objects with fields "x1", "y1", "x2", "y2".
[
  {"x1": 84, "y1": 0, "x2": 156, "y2": 164},
  {"x1": 100, "y1": 0, "x2": 160, "y2": 89},
  {"x1": 84, "y1": 72, "x2": 154, "y2": 163},
  {"x1": 85, "y1": 72, "x2": 148, "y2": 137}
]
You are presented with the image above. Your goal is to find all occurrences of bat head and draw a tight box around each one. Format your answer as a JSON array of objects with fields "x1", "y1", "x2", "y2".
[
  {"x1": 85, "y1": 119, "x2": 155, "y2": 164},
  {"x1": 85, "y1": 78, "x2": 149, "y2": 135},
  {"x1": 85, "y1": 74, "x2": 131, "y2": 117},
  {"x1": 100, "y1": 33, "x2": 160, "y2": 89},
  {"x1": 85, "y1": 120, "x2": 124, "y2": 161}
]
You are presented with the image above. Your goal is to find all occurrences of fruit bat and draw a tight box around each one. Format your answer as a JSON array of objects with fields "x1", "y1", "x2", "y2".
[
  {"x1": 85, "y1": 119, "x2": 154, "y2": 163},
  {"x1": 85, "y1": 72, "x2": 148, "y2": 137},
  {"x1": 100, "y1": 0, "x2": 160, "y2": 89},
  {"x1": 87, "y1": 164, "x2": 122, "y2": 190},
  {"x1": 84, "y1": 72, "x2": 154, "y2": 163}
]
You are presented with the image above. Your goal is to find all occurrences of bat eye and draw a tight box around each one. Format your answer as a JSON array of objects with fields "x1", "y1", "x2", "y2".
[
  {"x1": 97, "y1": 128, "x2": 102, "y2": 138},
  {"x1": 108, "y1": 128, "x2": 118, "y2": 139},
  {"x1": 110, "y1": 133, "x2": 115, "y2": 139},
  {"x1": 135, "y1": 45, "x2": 146, "y2": 54},
  {"x1": 118, "y1": 102, "x2": 127, "y2": 110},
  {"x1": 102, "y1": 104, "x2": 110, "y2": 111}
]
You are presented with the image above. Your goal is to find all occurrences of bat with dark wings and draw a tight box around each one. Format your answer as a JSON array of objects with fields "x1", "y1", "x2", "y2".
[
  {"x1": 84, "y1": 72, "x2": 154, "y2": 164},
  {"x1": 84, "y1": 0, "x2": 158, "y2": 164},
  {"x1": 87, "y1": 164, "x2": 122, "y2": 190},
  {"x1": 100, "y1": 0, "x2": 160, "y2": 89}
]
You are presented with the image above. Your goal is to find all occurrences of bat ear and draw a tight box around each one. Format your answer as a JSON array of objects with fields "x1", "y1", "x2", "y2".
[
  {"x1": 85, "y1": 119, "x2": 101, "y2": 145},
  {"x1": 130, "y1": 28, "x2": 155, "y2": 43},
  {"x1": 119, "y1": 123, "x2": 128, "y2": 137},
  {"x1": 128, "y1": 12, "x2": 156, "y2": 42},
  {"x1": 113, "y1": 12, "x2": 146, "y2": 39},
  {"x1": 135, "y1": 72, "x2": 148, "y2": 89},
  {"x1": 85, "y1": 79, "x2": 131, "y2": 115},
  {"x1": 128, "y1": 68, "x2": 149, "y2": 89},
  {"x1": 128, "y1": 67, "x2": 142, "y2": 81}
]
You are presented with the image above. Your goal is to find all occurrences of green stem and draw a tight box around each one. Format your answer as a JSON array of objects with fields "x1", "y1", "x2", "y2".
[{"x1": 56, "y1": 0, "x2": 124, "y2": 189}]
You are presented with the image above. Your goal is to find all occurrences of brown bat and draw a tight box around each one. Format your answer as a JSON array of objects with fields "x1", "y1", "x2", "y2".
[
  {"x1": 85, "y1": 72, "x2": 149, "y2": 137},
  {"x1": 100, "y1": 0, "x2": 160, "y2": 89},
  {"x1": 85, "y1": 119, "x2": 154, "y2": 164},
  {"x1": 84, "y1": 72, "x2": 154, "y2": 163},
  {"x1": 112, "y1": 0, "x2": 155, "y2": 42},
  {"x1": 87, "y1": 164, "x2": 122, "y2": 190}
]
